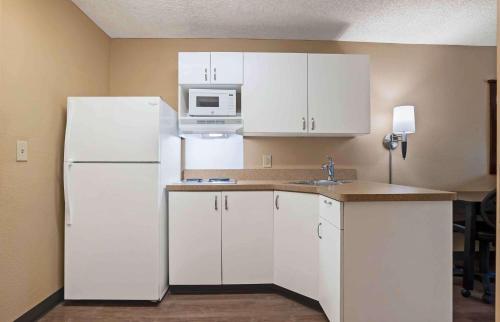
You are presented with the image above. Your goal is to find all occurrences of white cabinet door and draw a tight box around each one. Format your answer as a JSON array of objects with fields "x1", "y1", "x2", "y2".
[
  {"x1": 222, "y1": 191, "x2": 274, "y2": 284},
  {"x1": 308, "y1": 54, "x2": 370, "y2": 135},
  {"x1": 242, "y1": 53, "x2": 308, "y2": 134},
  {"x1": 319, "y1": 217, "x2": 342, "y2": 322},
  {"x1": 211, "y1": 52, "x2": 243, "y2": 84},
  {"x1": 169, "y1": 191, "x2": 222, "y2": 285},
  {"x1": 178, "y1": 52, "x2": 211, "y2": 84},
  {"x1": 273, "y1": 191, "x2": 319, "y2": 299}
]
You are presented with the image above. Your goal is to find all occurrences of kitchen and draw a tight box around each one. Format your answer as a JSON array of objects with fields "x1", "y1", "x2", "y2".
[{"x1": 0, "y1": 1, "x2": 497, "y2": 322}]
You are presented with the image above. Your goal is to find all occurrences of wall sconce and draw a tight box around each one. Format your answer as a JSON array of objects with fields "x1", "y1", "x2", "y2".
[{"x1": 383, "y1": 105, "x2": 416, "y2": 183}]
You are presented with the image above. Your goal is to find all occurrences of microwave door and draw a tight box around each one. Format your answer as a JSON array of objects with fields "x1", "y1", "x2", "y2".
[{"x1": 197, "y1": 95, "x2": 220, "y2": 108}]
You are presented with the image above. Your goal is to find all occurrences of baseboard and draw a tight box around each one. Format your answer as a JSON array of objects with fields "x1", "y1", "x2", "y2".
[
  {"x1": 170, "y1": 284, "x2": 275, "y2": 294},
  {"x1": 15, "y1": 288, "x2": 63, "y2": 322},
  {"x1": 170, "y1": 284, "x2": 322, "y2": 311},
  {"x1": 272, "y1": 285, "x2": 322, "y2": 311}
]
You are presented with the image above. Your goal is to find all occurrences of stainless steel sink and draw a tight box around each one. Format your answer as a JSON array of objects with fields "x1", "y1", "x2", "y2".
[{"x1": 289, "y1": 179, "x2": 352, "y2": 186}]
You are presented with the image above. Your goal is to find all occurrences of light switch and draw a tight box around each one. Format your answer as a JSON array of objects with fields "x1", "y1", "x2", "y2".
[
  {"x1": 262, "y1": 154, "x2": 272, "y2": 168},
  {"x1": 16, "y1": 140, "x2": 28, "y2": 162}
]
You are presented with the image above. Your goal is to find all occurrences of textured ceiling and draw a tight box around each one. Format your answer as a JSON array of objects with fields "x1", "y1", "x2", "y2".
[{"x1": 72, "y1": 0, "x2": 496, "y2": 46}]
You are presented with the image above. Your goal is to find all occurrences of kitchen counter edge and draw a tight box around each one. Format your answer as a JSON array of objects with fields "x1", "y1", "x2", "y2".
[{"x1": 166, "y1": 180, "x2": 456, "y2": 202}]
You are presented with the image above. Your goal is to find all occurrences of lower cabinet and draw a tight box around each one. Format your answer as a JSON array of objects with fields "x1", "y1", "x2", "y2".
[
  {"x1": 318, "y1": 197, "x2": 343, "y2": 322},
  {"x1": 273, "y1": 191, "x2": 319, "y2": 300},
  {"x1": 222, "y1": 191, "x2": 274, "y2": 284},
  {"x1": 169, "y1": 191, "x2": 222, "y2": 285},
  {"x1": 168, "y1": 191, "x2": 273, "y2": 285},
  {"x1": 169, "y1": 191, "x2": 452, "y2": 322}
]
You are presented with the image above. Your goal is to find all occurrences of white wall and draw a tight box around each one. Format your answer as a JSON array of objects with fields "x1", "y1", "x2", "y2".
[{"x1": 184, "y1": 135, "x2": 243, "y2": 170}]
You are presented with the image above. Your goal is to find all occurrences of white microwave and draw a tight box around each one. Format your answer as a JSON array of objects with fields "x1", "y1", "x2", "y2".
[{"x1": 188, "y1": 89, "x2": 236, "y2": 116}]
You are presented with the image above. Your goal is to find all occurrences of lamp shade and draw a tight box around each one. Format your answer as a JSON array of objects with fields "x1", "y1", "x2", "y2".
[{"x1": 392, "y1": 105, "x2": 415, "y2": 134}]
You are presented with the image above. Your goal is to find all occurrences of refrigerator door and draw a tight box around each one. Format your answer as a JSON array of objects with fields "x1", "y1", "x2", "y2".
[
  {"x1": 65, "y1": 97, "x2": 161, "y2": 162},
  {"x1": 64, "y1": 162, "x2": 164, "y2": 300}
]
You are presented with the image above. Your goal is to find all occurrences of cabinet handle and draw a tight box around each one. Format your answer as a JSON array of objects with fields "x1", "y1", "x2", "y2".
[
  {"x1": 275, "y1": 195, "x2": 280, "y2": 210},
  {"x1": 302, "y1": 117, "x2": 306, "y2": 131},
  {"x1": 311, "y1": 118, "x2": 315, "y2": 130},
  {"x1": 213, "y1": 67, "x2": 217, "y2": 81},
  {"x1": 317, "y1": 222, "x2": 322, "y2": 239},
  {"x1": 224, "y1": 195, "x2": 228, "y2": 210},
  {"x1": 215, "y1": 195, "x2": 218, "y2": 210},
  {"x1": 323, "y1": 199, "x2": 332, "y2": 206},
  {"x1": 204, "y1": 68, "x2": 208, "y2": 81}
]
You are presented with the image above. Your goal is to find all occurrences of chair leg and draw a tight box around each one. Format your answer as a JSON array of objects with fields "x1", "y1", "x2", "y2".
[{"x1": 479, "y1": 241, "x2": 493, "y2": 304}]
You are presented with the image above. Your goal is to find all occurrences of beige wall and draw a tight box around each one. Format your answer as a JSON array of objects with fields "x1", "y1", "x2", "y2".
[
  {"x1": 0, "y1": 1, "x2": 110, "y2": 320},
  {"x1": 110, "y1": 39, "x2": 496, "y2": 191},
  {"x1": 0, "y1": 2, "x2": 495, "y2": 319}
]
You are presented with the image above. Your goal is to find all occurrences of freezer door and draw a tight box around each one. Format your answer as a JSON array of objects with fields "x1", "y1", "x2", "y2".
[
  {"x1": 65, "y1": 97, "x2": 161, "y2": 162},
  {"x1": 64, "y1": 163, "x2": 164, "y2": 300}
]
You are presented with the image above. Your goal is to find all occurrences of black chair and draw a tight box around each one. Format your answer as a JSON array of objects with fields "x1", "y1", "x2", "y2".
[
  {"x1": 477, "y1": 189, "x2": 496, "y2": 304},
  {"x1": 453, "y1": 189, "x2": 496, "y2": 303}
]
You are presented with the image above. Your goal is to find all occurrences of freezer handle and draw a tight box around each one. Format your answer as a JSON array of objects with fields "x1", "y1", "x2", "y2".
[{"x1": 64, "y1": 162, "x2": 73, "y2": 225}]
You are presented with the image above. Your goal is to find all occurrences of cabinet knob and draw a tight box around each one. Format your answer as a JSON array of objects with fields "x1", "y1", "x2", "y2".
[
  {"x1": 215, "y1": 195, "x2": 218, "y2": 210},
  {"x1": 302, "y1": 117, "x2": 306, "y2": 131},
  {"x1": 204, "y1": 68, "x2": 208, "y2": 81},
  {"x1": 317, "y1": 222, "x2": 322, "y2": 239},
  {"x1": 213, "y1": 67, "x2": 217, "y2": 81},
  {"x1": 224, "y1": 195, "x2": 228, "y2": 210},
  {"x1": 311, "y1": 117, "x2": 315, "y2": 130},
  {"x1": 275, "y1": 195, "x2": 280, "y2": 210}
]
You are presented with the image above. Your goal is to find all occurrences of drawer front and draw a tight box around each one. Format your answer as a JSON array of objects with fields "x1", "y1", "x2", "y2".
[{"x1": 319, "y1": 196, "x2": 342, "y2": 229}]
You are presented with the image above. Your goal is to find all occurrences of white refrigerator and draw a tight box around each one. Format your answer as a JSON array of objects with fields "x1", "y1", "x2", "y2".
[{"x1": 63, "y1": 97, "x2": 180, "y2": 301}]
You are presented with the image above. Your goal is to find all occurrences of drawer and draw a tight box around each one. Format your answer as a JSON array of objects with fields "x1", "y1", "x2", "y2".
[{"x1": 319, "y1": 196, "x2": 342, "y2": 229}]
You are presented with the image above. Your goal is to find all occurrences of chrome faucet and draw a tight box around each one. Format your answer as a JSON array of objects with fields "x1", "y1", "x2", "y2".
[{"x1": 322, "y1": 156, "x2": 335, "y2": 181}]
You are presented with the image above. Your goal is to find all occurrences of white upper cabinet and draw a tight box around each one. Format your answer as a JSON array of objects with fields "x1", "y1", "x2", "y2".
[
  {"x1": 308, "y1": 54, "x2": 370, "y2": 135},
  {"x1": 178, "y1": 52, "x2": 211, "y2": 84},
  {"x1": 242, "y1": 53, "x2": 308, "y2": 135},
  {"x1": 179, "y1": 51, "x2": 371, "y2": 135},
  {"x1": 211, "y1": 52, "x2": 243, "y2": 84},
  {"x1": 178, "y1": 52, "x2": 243, "y2": 85}
]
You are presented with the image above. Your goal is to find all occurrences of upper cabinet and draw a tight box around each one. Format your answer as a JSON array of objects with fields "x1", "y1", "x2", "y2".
[
  {"x1": 211, "y1": 52, "x2": 244, "y2": 84},
  {"x1": 178, "y1": 52, "x2": 211, "y2": 84},
  {"x1": 242, "y1": 53, "x2": 308, "y2": 134},
  {"x1": 178, "y1": 51, "x2": 371, "y2": 136},
  {"x1": 308, "y1": 54, "x2": 370, "y2": 135},
  {"x1": 178, "y1": 52, "x2": 243, "y2": 85}
]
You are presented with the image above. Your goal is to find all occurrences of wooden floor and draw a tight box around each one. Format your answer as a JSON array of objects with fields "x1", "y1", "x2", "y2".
[{"x1": 41, "y1": 280, "x2": 494, "y2": 322}]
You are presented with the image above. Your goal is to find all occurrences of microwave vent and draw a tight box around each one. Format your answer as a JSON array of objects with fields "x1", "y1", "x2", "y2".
[{"x1": 179, "y1": 116, "x2": 243, "y2": 135}]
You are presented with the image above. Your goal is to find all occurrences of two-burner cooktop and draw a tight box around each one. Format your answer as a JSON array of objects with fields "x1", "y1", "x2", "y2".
[{"x1": 181, "y1": 178, "x2": 237, "y2": 184}]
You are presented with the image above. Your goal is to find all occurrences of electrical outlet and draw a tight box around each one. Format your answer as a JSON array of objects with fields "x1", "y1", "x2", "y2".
[
  {"x1": 17, "y1": 140, "x2": 28, "y2": 162},
  {"x1": 262, "y1": 154, "x2": 272, "y2": 168}
]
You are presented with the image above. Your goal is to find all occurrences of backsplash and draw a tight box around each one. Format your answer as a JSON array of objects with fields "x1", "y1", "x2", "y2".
[{"x1": 183, "y1": 168, "x2": 357, "y2": 181}]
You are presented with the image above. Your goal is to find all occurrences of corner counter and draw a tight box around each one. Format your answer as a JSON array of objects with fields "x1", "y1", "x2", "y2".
[{"x1": 166, "y1": 180, "x2": 456, "y2": 202}]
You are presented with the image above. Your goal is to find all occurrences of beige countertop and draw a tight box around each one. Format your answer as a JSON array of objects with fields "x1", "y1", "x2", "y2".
[{"x1": 166, "y1": 180, "x2": 456, "y2": 202}]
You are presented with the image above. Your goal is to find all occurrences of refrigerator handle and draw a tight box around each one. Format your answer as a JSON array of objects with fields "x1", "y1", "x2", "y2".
[{"x1": 64, "y1": 162, "x2": 73, "y2": 225}]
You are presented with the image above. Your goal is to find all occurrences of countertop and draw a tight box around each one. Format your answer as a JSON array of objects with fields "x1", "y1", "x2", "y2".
[{"x1": 166, "y1": 180, "x2": 456, "y2": 202}]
